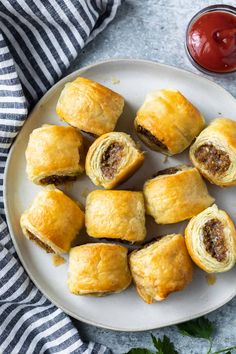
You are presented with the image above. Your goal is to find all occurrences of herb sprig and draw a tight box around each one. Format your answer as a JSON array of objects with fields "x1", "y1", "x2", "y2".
[
  {"x1": 125, "y1": 335, "x2": 178, "y2": 354},
  {"x1": 125, "y1": 316, "x2": 236, "y2": 354}
]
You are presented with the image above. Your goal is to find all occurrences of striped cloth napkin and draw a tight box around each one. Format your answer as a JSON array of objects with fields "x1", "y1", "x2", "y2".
[{"x1": 0, "y1": 1, "x2": 122, "y2": 353}]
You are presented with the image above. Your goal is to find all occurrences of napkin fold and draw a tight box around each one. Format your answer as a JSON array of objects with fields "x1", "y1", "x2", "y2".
[{"x1": 0, "y1": 1, "x2": 122, "y2": 353}]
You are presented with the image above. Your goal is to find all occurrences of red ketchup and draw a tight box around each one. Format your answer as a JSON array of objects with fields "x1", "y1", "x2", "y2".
[{"x1": 187, "y1": 10, "x2": 236, "y2": 73}]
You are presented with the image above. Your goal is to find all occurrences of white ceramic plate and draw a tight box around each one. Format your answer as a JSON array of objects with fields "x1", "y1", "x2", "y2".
[{"x1": 4, "y1": 59, "x2": 236, "y2": 331}]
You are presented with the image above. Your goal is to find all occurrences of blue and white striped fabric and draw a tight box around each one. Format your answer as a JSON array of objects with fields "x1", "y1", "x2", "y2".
[{"x1": 0, "y1": 1, "x2": 122, "y2": 353}]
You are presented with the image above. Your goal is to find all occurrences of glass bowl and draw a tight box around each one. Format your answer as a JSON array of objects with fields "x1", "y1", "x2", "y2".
[{"x1": 185, "y1": 4, "x2": 236, "y2": 75}]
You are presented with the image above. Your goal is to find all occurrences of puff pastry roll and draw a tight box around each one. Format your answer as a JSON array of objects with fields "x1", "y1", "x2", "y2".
[
  {"x1": 26, "y1": 124, "x2": 84, "y2": 185},
  {"x1": 130, "y1": 234, "x2": 193, "y2": 303},
  {"x1": 190, "y1": 118, "x2": 236, "y2": 187},
  {"x1": 85, "y1": 132, "x2": 144, "y2": 189},
  {"x1": 68, "y1": 243, "x2": 132, "y2": 296},
  {"x1": 134, "y1": 89, "x2": 205, "y2": 155},
  {"x1": 185, "y1": 205, "x2": 236, "y2": 273},
  {"x1": 56, "y1": 77, "x2": 124, "y2": 136},
  {"x1": 20, "y1": 188, "x2": 84, "y2": 254},
  {"x1": 85, "y1": 190, "x2": 146, "y2": 242},
  {"x1": 143, "y1": 165, "x2": 214, "y2": 224}
]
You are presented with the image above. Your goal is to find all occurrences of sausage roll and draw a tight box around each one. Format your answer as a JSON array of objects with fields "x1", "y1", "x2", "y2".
[
  {"x1": 134, "y1": 89, "x2": 205, "y2": 155},
  {"x1": 20, "y1": 188, "x2": 84, "y2": 254},
  {"x1": 26, "y1": 124, "x2": 84, "y2": 185},
  {"x1": 85, "y1": 190, "x2": 146, "y2": 242},
  {"x1": 68, "y1": 243, "x2": 132, "y2": 296},
  {"x1": 185, "y1": 205, "x2": 236, "y2": 273},
  {"x1": 85, "y1": 132, "x2": 144, "y2": 189},
  {"x1": 143, "y1": 165, "x2": 214, "y2": 224},
  {"x1": 56, "y1": 77, "x2": 124, "y2": 136},
  {"x1": 190, "y1": 118, "x2": 236, "y2": 187},
  {"x1": 129, "y1": 234, "x2": 193, "y2": 303}
]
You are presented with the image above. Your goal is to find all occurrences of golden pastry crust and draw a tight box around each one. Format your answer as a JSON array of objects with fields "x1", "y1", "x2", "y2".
[
  {"x1": 129, "y1": 234, "x2": 193, "y2": 303},
  {"x1": 143, "y1": 165, "x2": 214, "y2": 224},
  {"x1": 185, "y1": 204, "x2": 236, "y2": 273},
  {"x1": 190, "y1": 118, "x2": 236, "y2": 187},
  {"x1": 85, "y1": 190, "x2": 146, "y2": 242},
  {"x1": 20, "y1": 188, "x2": 84, "y2": 254},
  {"x1": 26, "y1": 124, "x2": 84, "y2": 185},
  {"x1": 134, "y1": 89, "x2": 205, "y2": 155},
  {"x1": 56, "y1": 77, "x2": 124, "y2": 136},
  {"x1": 68, "y1": 243, "x2": 132, "y2": 295},
  {"x1": 85, "y1": 132, "x2": 144, "y2": 189}
]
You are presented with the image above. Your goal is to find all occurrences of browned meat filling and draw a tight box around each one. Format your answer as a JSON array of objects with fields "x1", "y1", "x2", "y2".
[
  {"x1": 136, "y1": 125, "x2": 167, "y2": 151},
  {"x1": 27, "y1": 231, "x2": 55, "y2": 253},
  {"x1": 101, "y1": 142, "x2": 124, "y2": 179},
  {"x1": 40, "y1": 175, "x2": 77, "y2": 185},
  {"x1": 153, "y1": 167, "x2": 180, "y2": 177},
  {"x1": 203, "y1": 219, "x2": 227, "y2": 262},
  {"x1": 194, "y1": 144, "x2": 230, "y2": 175}
]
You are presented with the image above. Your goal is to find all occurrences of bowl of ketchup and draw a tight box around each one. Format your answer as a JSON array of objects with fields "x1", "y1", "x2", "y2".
[{"x1": 186, "y1": 5, "x2": 236, "y2": 74}]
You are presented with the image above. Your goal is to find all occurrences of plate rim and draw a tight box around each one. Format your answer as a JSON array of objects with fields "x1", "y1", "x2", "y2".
[{"x1": 4, "y1": 58, "x2": 236, "y2": 332}]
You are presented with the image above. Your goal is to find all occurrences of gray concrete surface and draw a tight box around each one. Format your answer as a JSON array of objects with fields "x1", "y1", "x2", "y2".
[{"x1": 67, "y1": 1, "x2": 236, "y2": 353}]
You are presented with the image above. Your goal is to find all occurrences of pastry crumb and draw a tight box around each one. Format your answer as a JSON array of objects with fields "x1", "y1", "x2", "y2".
[
  {"x1": 206, "y1": 274, "x2": 216, "y2": 285},
  {"x1": 135, "y1": 141, "x2": 143, "y2": 150},
  {"x1": 52, "y1": 255, "x2": 66, "y2": 267},
  {"x1": 162, "y1": 155, "x2": 168, "y2": 163},
  {"x1": 111, "y1": 77, "x2": 120, "y2": 85},
  {"x1": 81, "y1": 187, "x2": 90, "y2": 198},
  {"x1": 61, "y1": 181, "x2": 74, "y2": 195}
]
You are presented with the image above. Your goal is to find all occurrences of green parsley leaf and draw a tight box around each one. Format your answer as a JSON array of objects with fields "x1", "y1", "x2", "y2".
[
  {"x1": 125, "y1": 348, "x2": 154, "y2": 354},
  {"x1": 177, "y1": 317, "x2": 214, "y2": 340},
  {"x1": 151, "y1": 334, "x2": 179, "y2": 354}
]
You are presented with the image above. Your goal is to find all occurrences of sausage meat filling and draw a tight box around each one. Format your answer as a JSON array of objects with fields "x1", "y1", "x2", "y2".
[
  {"x1": 27, "y1": 231, "x2": 55, "y2": 253},
  {"x1": 136, "y1": 125, "x2": 167, "y2": 151},
  {"x1": 40, "y1": 175, "x2": 77, "y2": 185},
  {"x1": 101, "y1": 142, "x2": 124, "y2": 179},
  {"x1": 203, "y1": 219, "x2": 227, "y2": 262},
  {"x1": 194, "y1": 144, "x2": 230, "y2": 175},
  {"x1": 153, "y1": 167, "x2": 180, "y2": 177}
]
